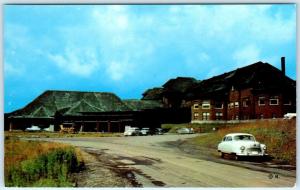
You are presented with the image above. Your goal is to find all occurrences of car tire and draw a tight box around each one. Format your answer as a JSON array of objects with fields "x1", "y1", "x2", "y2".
[
  {"x1": 233, "y1": 154, "x2": 239, "y2": 161},
  {"x1": 219, "y1": 151, "x2": 224, "y2": 158}
]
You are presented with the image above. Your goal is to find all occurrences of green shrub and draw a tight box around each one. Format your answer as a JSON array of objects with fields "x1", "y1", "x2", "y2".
[{"x1": 6, "y1": 147, "x2": 81, "y2": 187}]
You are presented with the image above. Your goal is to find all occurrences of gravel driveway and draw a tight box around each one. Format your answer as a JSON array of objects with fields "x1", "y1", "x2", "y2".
[{"x1": 40, "y1": 134, "x2": 296, "y2": 187}]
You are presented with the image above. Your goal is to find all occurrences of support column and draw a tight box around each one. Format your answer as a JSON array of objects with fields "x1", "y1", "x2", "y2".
[
  {"x1": 80, "y1": 123, "x2": 84, "y2": 132},
  {"x1": 9, "y1": 121, "x2": 13, "y2": 132},
  {"x1": 96, "y1": 122, "x2": 99, "y2": 132},
  {"x1": 107, "y1": 121, "x2": 111, "y2": 132},
  {"x1": 118, "y1": 122, "x2": 121, "y2": 132}
]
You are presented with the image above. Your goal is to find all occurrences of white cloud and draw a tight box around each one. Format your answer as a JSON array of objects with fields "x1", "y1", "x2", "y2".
[
  {"x1": 48, "y1": 47, "x2": 99, "y2": 77},
  {"x1": 233, "y1": 44, "x2": 261, "y2": 67},
  {"x1": 38, "y1": 5, "x2": 297, "y2": 82},
  {"x1": 106, "y1": 61, "x2": 132, "y2": 81},
  {"x1": 4, "y1": 62, "x2": 25, "y2": 76}
]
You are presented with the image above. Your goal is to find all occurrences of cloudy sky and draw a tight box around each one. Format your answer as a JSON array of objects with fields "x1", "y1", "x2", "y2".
[{"x1": 4, "y1": 4, "x2": 296, "y2": 113}]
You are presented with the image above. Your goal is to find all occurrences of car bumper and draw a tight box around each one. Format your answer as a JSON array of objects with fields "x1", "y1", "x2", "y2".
[{"x1": 236, "y1": 152, "x2": 267, "y2": 156}]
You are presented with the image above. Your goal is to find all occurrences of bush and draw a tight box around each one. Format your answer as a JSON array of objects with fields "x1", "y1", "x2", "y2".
[{"x1": 5, "y1": 143, "x2": 82, "y2": 187}]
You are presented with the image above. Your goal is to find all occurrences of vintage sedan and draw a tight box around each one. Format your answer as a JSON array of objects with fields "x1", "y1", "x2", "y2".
[
  {"x1": 25, "y1": 125, "x2": 41, "y2": 132},
  {"x1": 177, "y1": 128, "x2": 194, "y2": 134},
  {"x1": 124, "y1": 127, "x2": 141, "y2": 136},
  {"x1": 217, "y1": 133, "x2": 267, "y2": 160}
]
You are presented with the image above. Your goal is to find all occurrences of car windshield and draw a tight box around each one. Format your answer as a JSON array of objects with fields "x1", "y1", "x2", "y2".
[{"x1": 234, "y1": 135, "x2": 255, "y2": 141}]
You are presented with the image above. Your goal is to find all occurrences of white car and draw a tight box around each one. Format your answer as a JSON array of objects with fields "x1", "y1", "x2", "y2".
[
  {"x1": 140, "y1": 128, "x2": 150, "y2": 135},
  {"x1": 284, "y1": 113, "x2": 296, "y2": 119},
  {"x1": 25, "y1": 125, "x2": 41, "y2": 132},
  {"x1": 124, "y1": 127, "x2": 141, "y2": 136},
  {"x1": 217, "y1": 133, "x2": 267, "y2": 160},
  {"x1": 177, "y1": 128, "x2": 194, "y2": 134}
]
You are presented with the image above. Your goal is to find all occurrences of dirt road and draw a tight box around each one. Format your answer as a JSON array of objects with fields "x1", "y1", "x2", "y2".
[{"x1": 42, "y1": 134, "x2": 296, "y2": 187}]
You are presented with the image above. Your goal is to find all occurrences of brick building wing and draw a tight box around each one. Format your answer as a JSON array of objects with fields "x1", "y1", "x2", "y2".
[{"x1": 188, "y1": 58, "x2": 296, "y2": 122}]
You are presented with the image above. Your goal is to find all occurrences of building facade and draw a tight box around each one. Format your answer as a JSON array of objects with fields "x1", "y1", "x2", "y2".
[{"x1": 190, "y1": 58, "x2": 296, "y2": 123}]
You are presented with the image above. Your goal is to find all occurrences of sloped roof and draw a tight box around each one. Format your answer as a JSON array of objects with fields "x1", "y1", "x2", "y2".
[
  {"x1": 123, "y1": 99, "x2": 163, "y2": 111},
  {"x1": 162, "y1": 77, "x2": 199, "y2": 93},
  {"x1": 142, "y1": 87, "x2": 164, "y2": 100},
  {"x1": 187, "y1": 62, "x2": 296, "y2": 99},
  {"x1": 9, "y1": 90, "x2": 131, "y2": 118}
]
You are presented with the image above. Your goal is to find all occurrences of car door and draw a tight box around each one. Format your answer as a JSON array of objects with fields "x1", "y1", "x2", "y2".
[
  {"x1": 218, "y1": 136, "x2": 227, "y2": 152},
  {"x1": 222, "y1": 136, "x2": 233, "y2": 153}
]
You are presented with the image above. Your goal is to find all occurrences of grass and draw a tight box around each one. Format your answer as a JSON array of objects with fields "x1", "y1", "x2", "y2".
[
  {"x1": 163, "y1": 119, "x2": 296, "y2": 165},
  {"x1": 162, "y1": 123, "x2": 229, "y2": 133},
  {"x1": 5, "y1": 137, "x2": 84, "y2": 187},
  {"x1": 5, "y1": 131, "x2": 123, "y2": 138}
]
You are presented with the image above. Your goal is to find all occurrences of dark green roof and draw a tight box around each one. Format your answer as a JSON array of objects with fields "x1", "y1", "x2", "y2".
[
  {"x1": 142, "y1": 87, "x2": 164, "y2": 100},
  {"x1": 9, "y1": 90, "x2": 131, "y2": 118},
  {"x1": 162, "y1": 77, "x2": 199, "y2": 93},
  {"x1": 187, "y1": 62, "x2": 296, "y2": 99},
  {"x1": 123, "y1": 99, "x2": 163, "y2": 111}
]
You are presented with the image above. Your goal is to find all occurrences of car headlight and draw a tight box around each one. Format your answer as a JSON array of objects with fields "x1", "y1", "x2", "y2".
[
  {"x1": 240, "y1": 146, "x2": 245, "y2": 151},
  {"x1": 263, "y1": 146, "x2": 267, "y2": 150}
]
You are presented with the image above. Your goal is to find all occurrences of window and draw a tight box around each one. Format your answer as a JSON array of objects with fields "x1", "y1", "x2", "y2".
[
  {"x1": 259, "y1": 114, "x2": 264, "y2": 119},
  {"x1": 193, "y1": 112, "x2": 199, "y2": 119},
  {"x1": 202, "y1": 101, "x2": 210, "y2": 109},
  {"x1": 193, "y1": 103, "x2": 199, "y2": 109},
  {"x1": 234, "y1": 102, "x2": 239, "y2": 108},
  {"x1": 258, "y1": 97, "x2": 265, "y2": 106},
  {"x1": 272, "y1": 113, "x2": 276, "y2": 119},
  {"x1": 215, "y1": 102, "x2": 223, "y2": 109},
  {"x1": 216, "y1": 112, "x2": 223, "y2": 120},
  {"x1": 202, "y1": 112, "x2": 210, "y2": 120},
  {"x1": 269, "y1": 96, "x2": 279, "y2": 105},
  {"x1": 243, "y1": 98, "x2": 250, "y2": 107},
  {"x1": 226, "y1": 136, "x2": 232, "y2": 141},
  {"x1": 229, "y1": 102, "x2": 234, "y2": 108},
  {"x1": 235, "y1": 115, "x2": 239, "y2": 120}
]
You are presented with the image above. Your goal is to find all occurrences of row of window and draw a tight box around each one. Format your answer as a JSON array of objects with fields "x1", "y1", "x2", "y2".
[
  {"x1": 193, "y1": 97, "x2": 292, "y2": 110},
  {"x1": 193, "y1": 113, "x2": 279, "y2": 120},
  {"x1": 193, "y1": 101, "x2": 223, "y2": 110},
  {"x1": 194, "y1": 112, "x2": 223, "y2": 120}
]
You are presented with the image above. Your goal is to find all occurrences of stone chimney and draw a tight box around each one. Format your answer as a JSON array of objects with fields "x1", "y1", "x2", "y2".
[{"x1": 281, "y1": 57, "x2": 285, "y2": 76}]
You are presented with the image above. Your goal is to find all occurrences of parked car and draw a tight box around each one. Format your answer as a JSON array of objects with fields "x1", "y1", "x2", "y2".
[
  {"x1": 43, "y1": 125, "x2": 54, "y2": 132},
  {"x1": 284, "y1": 113, "x2": 296, "y2": 119},
  {"x1": 25, "y1": 125, "x2": 41, "y2": 132},
  {"x1": 155, "y1": 128, "x2": 163, "y2": 135},
  {"x1": 177, "y1": 128, "x2": 194, "y2": 134},
  {"x1": 140, "y1": 128, "x2": 150, "y2": 135},
  {"x1": 124, "y1": 127, "x2": 141, "y2": 136},
  {"x1": 217, "y1": 133, "x2": 267, "y2": 160}
]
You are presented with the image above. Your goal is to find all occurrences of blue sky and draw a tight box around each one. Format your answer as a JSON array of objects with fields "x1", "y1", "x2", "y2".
[{"x1": 3, "y1": 4, "x2": 296, "y2": 113}]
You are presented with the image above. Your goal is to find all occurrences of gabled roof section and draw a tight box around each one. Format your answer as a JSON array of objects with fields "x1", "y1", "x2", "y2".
[
  {"x1": 163, "y1": 77, "x2": 199, "y2": 93},
  {"x1": 142, "y1": 87, "x2": 164, "y2": 100},
  {"x1": 187, "y1": 62, "x2": 296, "y2": 99},
  {"x1": 123, "y1": 99, "x2": 163, "y2": 111},
  {"x1": 9, "y1": 90, "x2": 131, "y2": 118}
]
